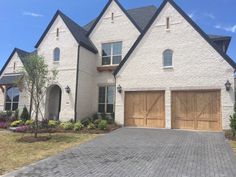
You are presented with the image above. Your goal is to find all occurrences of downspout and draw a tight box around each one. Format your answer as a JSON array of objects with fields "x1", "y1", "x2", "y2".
[
  {"x1": 113, "y1": 73, "x2": 117, "y2": 119},
  {"x1": 74, "y1": 45, "x2": 80, "y2": 122}
]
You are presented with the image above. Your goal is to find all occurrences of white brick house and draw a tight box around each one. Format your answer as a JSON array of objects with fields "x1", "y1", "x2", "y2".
[{"x1": 0, "y1": 0, "x2": 235, "y2": 131}]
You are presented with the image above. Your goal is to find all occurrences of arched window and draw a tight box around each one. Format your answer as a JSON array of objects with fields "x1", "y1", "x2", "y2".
[
  {"x1": 163, "y1": 49, "x2": 173, "y2": 67},
  {"x1": 53, "y1": 48, "x2": 60, "y2": 61}
]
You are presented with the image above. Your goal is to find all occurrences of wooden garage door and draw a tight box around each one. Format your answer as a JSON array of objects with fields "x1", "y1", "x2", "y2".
[
  {"x1": 125, "y1": 91, "x2": 165, "y2": 128},
  {"x1": 172, "y1": 90, "x2": 221, "y2": 131}
]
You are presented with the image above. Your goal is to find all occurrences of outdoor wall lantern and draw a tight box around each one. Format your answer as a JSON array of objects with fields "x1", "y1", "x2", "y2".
[
  {"x1": 225, "y1": 80, "x2": 231, "y2": 91},
  {"x1": 117, "y1": 85, "x2": 122, "y2": 93},
  {"x1": 65, "y1": 85, "x2": 71, "y2": 94}
]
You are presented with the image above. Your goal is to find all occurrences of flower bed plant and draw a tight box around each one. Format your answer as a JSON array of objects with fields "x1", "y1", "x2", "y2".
[
  {"x1": 10, "y1": 120, "x2": 24, "y2": 127},
  {"x1": 15, "y1": 126, "x2": 28, "y2": 133},
  {"x1": 0, "y1": 122, "x2": 8, "y2": 129}
]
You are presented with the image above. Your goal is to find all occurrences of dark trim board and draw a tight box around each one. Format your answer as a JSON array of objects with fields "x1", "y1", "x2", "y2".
[
  {"x1": 86, "y1": 0, "x2": 142, "y2": 37},
  {"x1": 74, "y1": 45, "x2": 81, "y2": 122},
  {"x1": 113, "y1": 0, "x2": 236, "y2": 76}
]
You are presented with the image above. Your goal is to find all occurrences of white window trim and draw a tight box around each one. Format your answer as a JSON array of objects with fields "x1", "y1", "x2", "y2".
[
  {"x1": 162, "y1": 66, "x2": 174, "y2": 69},
  {"x1": 53, "y1": 48, "x2": 60, "y2": 62},
  {"x1": 101, "y1": 42, "x2": 122, "y2": 66},
  {"x1": 163, "y1": 49, "x2": 173, "y2": 68},
  {"x1": 4, "y1": 86, "x2": 20, "y2": 111}
]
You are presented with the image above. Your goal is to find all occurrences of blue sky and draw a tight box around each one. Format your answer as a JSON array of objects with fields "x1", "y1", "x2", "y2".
[{"x1": 0, "y1": 0, "x2": 235, "y2": 69}]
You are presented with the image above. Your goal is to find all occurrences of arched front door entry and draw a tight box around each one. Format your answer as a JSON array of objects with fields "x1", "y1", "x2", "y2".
[{"x1": 46, "y1": 85, "x2": 62, "y2": 120}]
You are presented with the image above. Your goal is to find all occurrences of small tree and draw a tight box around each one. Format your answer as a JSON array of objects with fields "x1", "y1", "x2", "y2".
[
  {"x1": 230, "y1": 103, "x2": 236, "y2": 137},
  {"x1": 20, "y1": 106, "x2": 29, "y2": 122},
  {"x1": 18, "y1": 54, "x2": 57, "y2": 138}
]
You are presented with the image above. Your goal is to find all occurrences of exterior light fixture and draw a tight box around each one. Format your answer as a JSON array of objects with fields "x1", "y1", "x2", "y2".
[
  {"x1": 117, "y1": 85, "x2": 122, "y2": 93},
  {"x1": 65, "y1": 85, "x2": 71, "y2": 94},
  {"x1": 225, "y1": 80, "x2": 231, "y2": 91}
]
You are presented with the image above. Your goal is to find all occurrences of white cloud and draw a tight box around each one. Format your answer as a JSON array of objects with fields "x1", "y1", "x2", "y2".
[
  {"x1": 215, "y1": 24, "x2": 236, "y2": 33},
  {"x1": 22, "y1": 11, "x2": 43, "y2": 17},
  {"x1": 204, "y1": 13, "x2": 215, "y2": 20}
]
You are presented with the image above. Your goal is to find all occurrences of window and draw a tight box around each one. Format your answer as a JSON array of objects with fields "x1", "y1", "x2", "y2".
[
  {"x1": 111, "y1": 13, "x2": 114, "y2": 21},
  {"x1": 166, "y1": 17, "x2": 170, "y2": 29},
  {"x1": 56, "y1": 28, "x2": 59, "y2": 37},
  {"x1": 163, "y1": 49, "x2": 173, "y2": 67},
  {"x1": 5, "y1": 86, "x2": 19, "y2": 111},
  {"x1": 53, "y1": 48, "x2": 60, "y2": 61},
  {"x1": 98, "y1": 86, "x2": 115, "y2": 113},
  {"x1": 102, "y1": 42, "x2": 122, "y2": 65},
  {"x1": 13, "y1": 62, "x2": 16, "y2": 71}
]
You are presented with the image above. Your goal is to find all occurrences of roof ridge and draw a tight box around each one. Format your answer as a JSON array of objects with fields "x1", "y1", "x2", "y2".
[
  {"x1": 58, "y1": 10, "x2": 87, "y2": 34},
  {"x1": 127, "y1": 5, "x2": 157, "y2": 11}
]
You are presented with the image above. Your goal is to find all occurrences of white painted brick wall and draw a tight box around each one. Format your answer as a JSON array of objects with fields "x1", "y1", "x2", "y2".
[
  {"x1": 89, "y1": 0, "x2": 141, "y2": 113},
  {"x1": 37, "y1": 16, "x2": 78, "y2": 121},
  {"x1": 0, "y1": 52, "x2": 30, "y2": 114},
  {"x1": 76, "y1": 47, "x2": 97, "y2": 119},
  {"x1": 115, "y1": 2, "x2": 235, "y2": 130}
]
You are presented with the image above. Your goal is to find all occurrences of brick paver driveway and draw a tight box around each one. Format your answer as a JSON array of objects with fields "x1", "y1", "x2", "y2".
[{"x1": 3, "y1": 128, "x2": 236, "y2": 177}]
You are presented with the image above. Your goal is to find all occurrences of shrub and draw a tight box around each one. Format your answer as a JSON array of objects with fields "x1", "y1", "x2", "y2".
[
  {"x1": 6, "y1": 110, "x2": 12, "y2": 117},
  {"x1": 98, "y1": 120, "x2": 108, "y2": 130},
  {"x1": 87, "y1": 122, "x2": 95, "y2": 129},
  {"x1": 0, "y1": 112, "x2": 8, "y2": 122},
  {"x1": 14, "y1": 109, "x2": 19, "y2": 120},
  {"x1": 81, "y1": 117, "x2": 92, "y2": 126},
  {"x1": 60, "y1": 122, "x2": 74, "y2": 130},
  {"x1": 20, "y1": 106, "x2": 30, "y2": 121},
  {"x1": 94, "y1": 118, "x2": 102, "y2": 127},
  {"x1": 10, "y1": 120, "x2": 23, "y2": 127},
  {"x1": 48, "y1": 120, "x2": 59, "y2": 128},
  {"x1": 25, "y1": 120, "x2": 34, "y2": 125},
  {"x1": 0, "y1": 116, "x2": 7, "y2": 123},
  {"x1": 74, "y1": 122, "x2": 84, "y2": 131},
  {"x1": 15, "y1": 126, "x2": 28, "y2": 133},
  {"x1": 101, "y1": 112, "x2": 107, "y2": 120},
  {"x1": 92, "y1": 113, "x2": 99, "y2": 121},
  {"x1": 230, "y1": 103, "x2": 236, "y2": 137},
  {"x1": 0, "y1": 122, "x2": 8, "y2": 129}
]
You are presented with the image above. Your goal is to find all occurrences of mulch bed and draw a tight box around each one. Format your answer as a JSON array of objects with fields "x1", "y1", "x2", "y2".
[{"x1": 17, "y1": 136, "x2": 51, "y2": 143}]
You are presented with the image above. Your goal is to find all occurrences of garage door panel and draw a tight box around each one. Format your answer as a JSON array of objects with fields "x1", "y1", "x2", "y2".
[
  {"x1": 125, "y1": 117, "x2": 145, "y2": 127},
  {"x1": 174, "y1": 119, "x2": 194, "y2": 130},
  {"x1": 172, "y1": 90, "x2": 221, "y2": 131},
  {"x1": 172, "y1": 92, "x2": 195, "y2": 130},
  {"x1": 125, "y1": 91, "x2": 165, "y2": 128}
]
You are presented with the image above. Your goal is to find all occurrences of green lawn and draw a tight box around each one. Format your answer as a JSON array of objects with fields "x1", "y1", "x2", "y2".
[{"x1": 0, "y1": 131, "x2": 98, "y2": 175}]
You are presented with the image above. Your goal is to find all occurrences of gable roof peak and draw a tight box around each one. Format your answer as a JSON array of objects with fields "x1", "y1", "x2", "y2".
[
  {"x1": 34, "y1": 10, "x2": 98, "y2": 53},
  {"x1": 113, "y1": 0, "x2": 235, "y2": 76},
  {"x1": 86, "y1": 0, "x2": 142, "y2": 36}
]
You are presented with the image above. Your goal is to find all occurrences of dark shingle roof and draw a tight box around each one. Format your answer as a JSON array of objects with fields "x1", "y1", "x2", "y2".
[
  {"x1": 15, "y1": 48, "x2": 31, "y2": 64},
  {"x1": 208, "y1": 34, "x2": 231, "y2": 52},
  {"x1": 84, "y1": 5, "x2": 158, "y2": 32},
  {"x1": 58, "y1": 11, "x2": 98, "y2": 53},
  {"x1": 0, "y1": 48, "x2": 34, "y2": 77},
  {"x1": 35, "y1": 10, "x2": 98, "y2": 53},
  {"x1": 208, "y1": 34, "x2": 231, "y2": 40}
]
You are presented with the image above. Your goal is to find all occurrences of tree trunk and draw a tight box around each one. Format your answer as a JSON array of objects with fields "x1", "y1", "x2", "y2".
[
  {"x1": 29, "y1": 83, "x2": 34, "y2": 119},
  {"x1": 34, "y1": 104, "x2": 39, "y2": 138}
]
